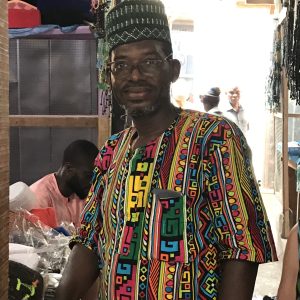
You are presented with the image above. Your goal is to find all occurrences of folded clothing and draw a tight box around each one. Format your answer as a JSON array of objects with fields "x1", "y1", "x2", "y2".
[{"x1": 9, "y1": 243, "x2": 40, "y2": 270}]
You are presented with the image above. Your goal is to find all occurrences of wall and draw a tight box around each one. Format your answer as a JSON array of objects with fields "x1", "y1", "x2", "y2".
[
  {"x1": 9, "y1": 38, "x2": 99, "y2": 185},
  {"x1": 164, "y1": 0, "x2": 276, "y2": 185},
  {"x1": 0, "y1": 0, "x2": 9, "y2": 297}
]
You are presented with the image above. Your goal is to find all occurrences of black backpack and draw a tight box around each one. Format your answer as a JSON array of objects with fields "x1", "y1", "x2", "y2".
[{"x1": 9, "y1": 260, "x2": 44, "y2": 300}]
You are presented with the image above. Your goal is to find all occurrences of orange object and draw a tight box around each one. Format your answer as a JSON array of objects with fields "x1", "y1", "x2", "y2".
[
  {"x1": 29, "y1": 207, "x2": 58, "y2": 228},
  {"x1": 8, "y1": 0, "x2": 41, "y2": 28}
]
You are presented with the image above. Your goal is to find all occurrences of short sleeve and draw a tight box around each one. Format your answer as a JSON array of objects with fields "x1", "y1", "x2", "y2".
[
  {"x1": 205, "y1": 124, "x2": 277, "y2": 263},
  {"x1": 30, "y1": 175, "x2": 54, "y2": 208},
  {"x1": 69, "y1": 132, "x2": 127, "y2": 269},
  {"x1": 69, "y1": 149, "x2": 106, "y2": 269}
]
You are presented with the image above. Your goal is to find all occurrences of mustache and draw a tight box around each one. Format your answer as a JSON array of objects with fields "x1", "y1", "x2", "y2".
[{"x1": 122, "y1": 82, "x2": 153, "y2": 90}]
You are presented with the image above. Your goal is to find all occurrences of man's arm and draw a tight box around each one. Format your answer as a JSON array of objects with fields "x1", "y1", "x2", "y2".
[
  {"x1": 55, "y1": 243, "x2": 100, "y2": 300},
  {"x1": 218, "y1": 260, "x2": 258, "y2": 300},
  {"x1": 277, "y1": 224, "x2": 298, "y2": 300}
]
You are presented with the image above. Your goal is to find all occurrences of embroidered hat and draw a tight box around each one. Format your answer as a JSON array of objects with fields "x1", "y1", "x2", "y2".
[{"x1": 106, "y1": 0, "x2": 171, "y2": 52}]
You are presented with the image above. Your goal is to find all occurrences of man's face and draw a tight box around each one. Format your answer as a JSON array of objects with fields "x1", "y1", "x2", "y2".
[
  {"x1": 68, "y1": 164, "x2": 94, "y2": 199},
  {"x1": 109, "y1": 40, "x2": 178, "y2": 118},
  {"x1": 228, "y1": 88, "x2": 240, "y2": 107}
]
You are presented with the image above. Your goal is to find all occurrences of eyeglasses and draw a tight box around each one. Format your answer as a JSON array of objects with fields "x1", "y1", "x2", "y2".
[{"x1": 107, "y1": 53, "x2": 173, "y2": 77}]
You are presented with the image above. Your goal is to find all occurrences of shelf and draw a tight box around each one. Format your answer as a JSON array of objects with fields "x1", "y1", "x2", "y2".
[
  {"x1": 9, "y1": 25, "x2": 95, "y2": 40},
  {"x1": 288, "y1": 159, "x2": 297, "y2": 170}
]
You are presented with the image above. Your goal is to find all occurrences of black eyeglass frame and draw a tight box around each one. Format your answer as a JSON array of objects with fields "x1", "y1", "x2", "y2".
[{"x1": 106, "y1": 53, "x2": 173, "y2": 77}]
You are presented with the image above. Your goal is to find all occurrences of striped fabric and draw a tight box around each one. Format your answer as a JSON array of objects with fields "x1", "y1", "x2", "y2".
[{"x1": 71, "y1": 109, "x2": 277, "y2": 300}]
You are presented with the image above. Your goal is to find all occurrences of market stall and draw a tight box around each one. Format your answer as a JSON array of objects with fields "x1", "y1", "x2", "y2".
[{"x1": 6, "y1": 1, "x2": 112, "y2": 298}]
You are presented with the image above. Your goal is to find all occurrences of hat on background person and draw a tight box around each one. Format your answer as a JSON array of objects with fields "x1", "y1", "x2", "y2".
[
  {"x1": 201, "y1": 87, "x2": 221, "y2": 98},
  {"x1": 106, "y1": 0, "x2": 172, "y2": 53},
  {"x1": 200, "y1": 87, "x2": 222, "y2": 114}
]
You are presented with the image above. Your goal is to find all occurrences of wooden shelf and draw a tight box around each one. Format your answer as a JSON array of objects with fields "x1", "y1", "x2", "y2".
[
  {"x1": 9, "y1": 114, "x2": 111, "y2": 147},
  {"x1": 9, "y1": 115, "x2": 98, "y2": 127},
  {"x1": 288, "y1": 159, "x2": 297, "y2": 170}
]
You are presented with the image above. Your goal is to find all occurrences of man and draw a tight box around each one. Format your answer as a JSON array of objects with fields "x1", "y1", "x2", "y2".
[
  {"x1": 224, "y1": 86, "x2": 249, "y2": 135},
  {"x1": 30, "y1": 139, "x2": 98, "y2": 228},
  {"x1": 277, "y1": 222, "x2": 299, "y2": 300},
  {"x1": 200, "y1": 86, "x2": 223, "y2": 115},
  {"x1": 56, "y1": 1, "x2": 277, "y2": 299}
]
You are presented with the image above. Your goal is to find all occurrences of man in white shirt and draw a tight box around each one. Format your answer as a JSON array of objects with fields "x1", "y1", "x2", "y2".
[{"x1": 224, "y1": 86, "x2": 249, "y2": 134}]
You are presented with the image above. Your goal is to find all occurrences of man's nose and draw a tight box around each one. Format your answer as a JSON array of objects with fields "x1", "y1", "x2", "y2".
[{"x1": 130, "y1": 65, "x2": 143, "y2": 81}]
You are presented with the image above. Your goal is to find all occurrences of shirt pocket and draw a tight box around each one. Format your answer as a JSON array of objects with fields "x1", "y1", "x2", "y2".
[{"x1": 147, "y1": 188, "x2": 196, "y2": 264}]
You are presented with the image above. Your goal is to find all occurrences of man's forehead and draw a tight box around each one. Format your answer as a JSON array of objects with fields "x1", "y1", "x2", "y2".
[
  {"x1": 229, "y1": 88, "x2": 240, "y2": 94},
  {"x1": 111, "y1": 40, "x2": 165, "y2": 59}
]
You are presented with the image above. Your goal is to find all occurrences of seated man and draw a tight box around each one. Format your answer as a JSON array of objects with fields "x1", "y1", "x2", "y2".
[
  {"x1": 277, "y1": 222, "x2": 300, "y2": 300},
  {"x1": 30, "y1": 139, "x2": 98, "y2": 228}
]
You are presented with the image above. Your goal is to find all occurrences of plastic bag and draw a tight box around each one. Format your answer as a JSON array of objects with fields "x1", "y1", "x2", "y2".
[{"x1": 9, "y1": 209, "x2": 72, "y2": 275}]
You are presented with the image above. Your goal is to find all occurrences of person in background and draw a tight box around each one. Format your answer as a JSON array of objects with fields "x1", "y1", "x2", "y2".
[
  {"x1": 174, "y1": 94, "x2": 195, "y2": 110},
  {"x1": 200, "y1": 86, "x2": 223, "y2": 115},
  {"x1": 224, "y1": 86, "x2": 249, "y2": 134},
  {"x1": 186, "y1": 93, "x2": 195, "y2": 103},
  {"x1": 174, "y1": 95, "x2": 186, "y2": 109},
  {"x1": 30, "y1": 139, "x2": 98, "y2": 228},
  {"x1": 277, "y1": 222, "x2": 300, "y2": 300},
  {"x1": 55, "y1": 1, "x2": 277, "y2": 299}
]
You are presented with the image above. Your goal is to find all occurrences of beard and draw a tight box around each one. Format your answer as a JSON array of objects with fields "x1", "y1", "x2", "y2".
[
  {"x1": 68, "y1": 176, "x2": 89, "y2": 199},
  {"x1": 74, "y1": 187, "x2": 89, "y2": 200},
  {"x1": 121, "y1": 102, "x2": 159, "y2": 119},
  {"x1": 112, "y1": 79, "x2": 171, "y2": 119}
]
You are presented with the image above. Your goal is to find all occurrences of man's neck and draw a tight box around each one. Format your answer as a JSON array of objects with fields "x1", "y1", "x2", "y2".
[
  {"x1": 230, "y1": 102, "x2": 240, "y2": 111},
  {"x1": 131, "y1": 104, "x2": 180, "y2": 149},
  {"x1": 54, "y1": 171, "x2": 72, "y2": 198}
]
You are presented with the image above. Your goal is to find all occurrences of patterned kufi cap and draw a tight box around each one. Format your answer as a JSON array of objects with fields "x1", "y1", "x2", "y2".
[{"x1": 106, "y1": 0, "x2": 171, "y2": 53}]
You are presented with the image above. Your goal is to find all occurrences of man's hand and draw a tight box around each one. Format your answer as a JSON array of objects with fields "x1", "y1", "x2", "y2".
[
  {"x1": 55, "y1": 243, "x2": 99, "y2": 300},
  {"x1": 218, "y1": 260, "x2": 258, "y2": 300}
]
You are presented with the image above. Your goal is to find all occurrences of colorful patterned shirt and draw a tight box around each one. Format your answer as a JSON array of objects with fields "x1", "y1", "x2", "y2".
[{"x1": 71, "y1": 110, "x2": 277, "y2": 300}]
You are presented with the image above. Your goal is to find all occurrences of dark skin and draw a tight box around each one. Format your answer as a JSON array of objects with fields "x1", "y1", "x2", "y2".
[
  {"x1": 219, "y1": 260, "x2": 258, "y2": 299},
  {"x1": 202, "y1": 99, "x2": 215, "y2": 112},
  {"x1": 109, "y1": 40, "x2": 181, "y2": 149},
  {"x1": 228, "y1": 87, "x2": 241, "y2": 110},
  {"x1": 55, "y1": 244, "x2": 99, "y2": 300},
  {"x1": 56, "y1": 40, "x2": 259, "y2": 299},
  {"x1": 55, "y1": 164, "x2": 74, "y2": 198},
  {"x1": 55, "y1": 161, "x2": 94, "y2": 200},
  {"x1": 200, "y1": 95, "x2": 220, "y2": 113}
]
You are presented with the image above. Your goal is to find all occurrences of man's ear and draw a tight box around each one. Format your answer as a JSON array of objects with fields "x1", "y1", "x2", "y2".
[
  {"x1": 103, "y1": 67, "x2": 112, "y2": 88},
  {"x1": 170, "y1": 59, "x2": 181, "y2": 83},
  {"x1": 62, "y1": 162, "x2": 75, "y2": 179}
]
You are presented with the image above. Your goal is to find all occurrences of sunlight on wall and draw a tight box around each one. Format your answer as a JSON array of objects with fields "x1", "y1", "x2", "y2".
[{"x1": 162, "y1": 0, "x2": 275, "y2": 182}]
